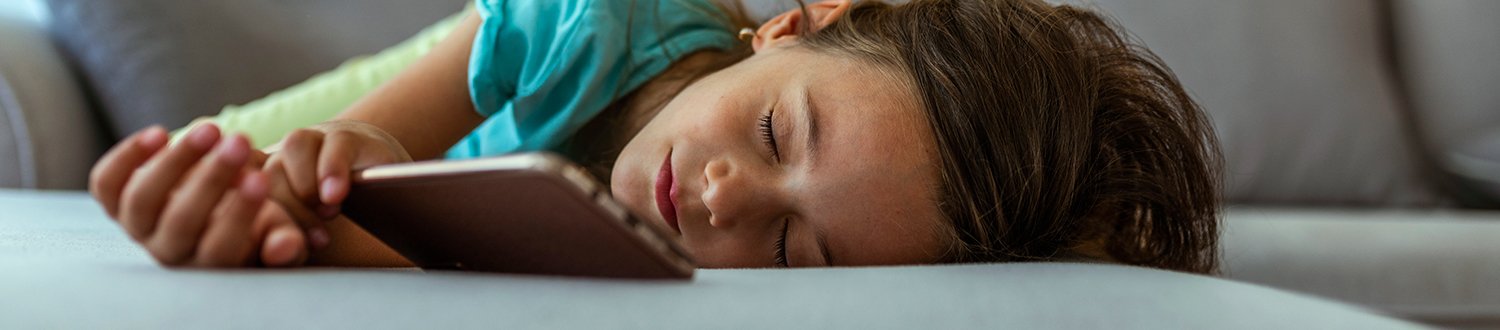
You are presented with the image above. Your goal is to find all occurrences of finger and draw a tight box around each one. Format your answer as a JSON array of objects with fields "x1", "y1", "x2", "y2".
[
  {"x1": 118, "y1": 124, "x2": 221, "y2": 241},
  {"x1": 192, "y1": 170, "x2": 268, "y2": 268},
  {"x1": 248, "y1": 147, "x2": 270, "y2": 169},
  {"x1": 258, "y1": 206, "x2": 309, "y2": 267},
  {"x1": 316, "y1": 130, "x2": 360, "y2": 210},
  {"x1": 278, "y1": 129, "x2": 325, "y2": 206},
  {"x1": 264, "y1": 163, "x2": 331, "y2": 240},
  {"x1": 147, "y1": 134, "x2": 252, "y2": 265},
  {"x1": 91, "y1": 126, "x2": 168, "y2": 218}
]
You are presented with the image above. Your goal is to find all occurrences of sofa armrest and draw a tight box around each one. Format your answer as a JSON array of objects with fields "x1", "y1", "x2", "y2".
[
  {"x1": 1223, "y1": 207, "x2": 1500, "y2": 327},
  {"x1": 0, "y1": 1, "x2": 105, "y2": 190}
]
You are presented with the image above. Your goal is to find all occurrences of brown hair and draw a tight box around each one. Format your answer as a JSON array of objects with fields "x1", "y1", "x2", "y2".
[
  {"x1": 792, "y1": 0, "x2": 1223, "y2": 274},
  {"x1": 583, "y1": 0, "x2": 1222, "y2": 273}
]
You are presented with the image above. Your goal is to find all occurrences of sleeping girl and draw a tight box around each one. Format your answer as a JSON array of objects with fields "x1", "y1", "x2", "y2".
[{"x1": 87, "y1": 0, "x2": 1223, "y2": 273}]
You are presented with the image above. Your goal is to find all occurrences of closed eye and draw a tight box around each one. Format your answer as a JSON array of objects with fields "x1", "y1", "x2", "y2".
[
  {"x1": 773, "y1": 217, "x2": 789, "y2": 267},
  {"x1": 758, "y1": 109, "x2": 781, "y2": 162}
]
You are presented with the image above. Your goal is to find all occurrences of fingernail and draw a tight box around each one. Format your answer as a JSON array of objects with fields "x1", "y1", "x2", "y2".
[
  {"x1": 320, "y1": 177, "x2": 341, "y2": 204},
  {"x1": 138, "y1": 126, "x2": 167, "y2": 149},
  {"x1": 308, "y1": 228, "x2": 330, "y2": 250},
  {"x1": 240, "y1": 172, "x2": 267, "y2": 198},
  {"x1": 217, "y1": 135, "x2": 247, "y2": 165},
  {"x1": 188, "y1": 123, "x2": 220, "y2": 150}
]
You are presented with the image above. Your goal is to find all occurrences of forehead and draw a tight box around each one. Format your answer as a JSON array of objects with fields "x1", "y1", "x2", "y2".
[{"x1": 780, "y1": 50, "x2": 948, "y2": 265}]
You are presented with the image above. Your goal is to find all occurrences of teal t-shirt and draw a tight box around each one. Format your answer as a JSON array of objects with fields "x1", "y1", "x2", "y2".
[{"x1": 445, "y1": 0, "x2": 741, "y2": 159}]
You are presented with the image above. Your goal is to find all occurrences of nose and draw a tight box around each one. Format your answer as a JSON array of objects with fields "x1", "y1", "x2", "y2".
[{"x1": 701, "y1": 157, "x2": 779, "y2": 228}]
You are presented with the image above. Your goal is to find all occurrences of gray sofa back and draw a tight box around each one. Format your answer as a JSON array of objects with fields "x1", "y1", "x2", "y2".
[
  {"x1": 1391, "y1": 0, "x2": 1500, "y2": 207},
  {"x1": 0, "y1": 1, "x2": 101, "y2": 189},
  {"x1": 1084, "y1": 0, "x2": 1444, "y2": 206},
  {"x1": 44, "y1": 0, "x2": 470, "y2": 138}
]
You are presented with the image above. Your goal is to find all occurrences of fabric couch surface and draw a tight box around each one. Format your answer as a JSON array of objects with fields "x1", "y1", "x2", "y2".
[
  {"x1": 0, "y1": 189, "x2": 1425, "y2": 329},
  {"x1": 1076, "y1": 0, "x2": 1444, "y2": 206},
  {"x1": 1221, "y1": 207, "x2": 1500, "y2": 327},
  {"x1": 1392, "y1": 0, "x2": 1500, "y2": 154},
  {"x1": 1391, "y1": 0, "x2": 1500, "y2": 207},
  {"x1": 0, "y1": 1, "x2": 102, "y2": 190},
  {"x1": 43, "y1": 0, "x2": 469, "y2": 139}
]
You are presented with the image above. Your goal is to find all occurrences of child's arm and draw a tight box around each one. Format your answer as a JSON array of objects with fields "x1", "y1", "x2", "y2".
[
  {"x1": 332, "y1": 11, "x2": 487, "y2": 161},
  {"x1": 89, "y1": 12, "x2": 489, "y2": 268},
  {"x1": 168, "y1": 9, "x2": 471, "y2": 150},
  {"x1": 267, "y1": 12, "x2": 489, "y2": 267}
]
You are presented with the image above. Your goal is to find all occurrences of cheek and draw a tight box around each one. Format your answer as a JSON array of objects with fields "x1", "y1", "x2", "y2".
[
  {"x1": 683, "y1": 235, "x2": 770, "y2": 268},
  {"x1": 675, "y1": 92, "x2": 752, "y2": 141},
  {"x1": 641, "y1": 105, "x2": 733, "y2": 148}
]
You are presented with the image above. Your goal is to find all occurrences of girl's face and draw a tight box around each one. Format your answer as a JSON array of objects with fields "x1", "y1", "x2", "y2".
[{"x1": 610, "y1": 44, "x2": 948, "y2": 267}]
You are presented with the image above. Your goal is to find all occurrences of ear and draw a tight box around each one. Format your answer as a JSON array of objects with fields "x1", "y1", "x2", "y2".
[{"x1": 751, "y1": 0, "x2": 853, "y2": 52}]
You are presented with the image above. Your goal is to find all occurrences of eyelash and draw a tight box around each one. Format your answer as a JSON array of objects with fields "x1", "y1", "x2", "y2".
[
  {"x1": 758, "y1": 110, "x2": 781, "y2": 162},
  {"x1": 774, "y1": 217, "x2": 790, "y2": 267}
]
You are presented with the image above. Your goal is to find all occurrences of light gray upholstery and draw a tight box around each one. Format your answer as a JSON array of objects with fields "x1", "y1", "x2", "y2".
[
  {"x1": 43, "y1": 0, "x2": 469, "y2": 139},
  {"x1": 1392, "y1": 0, "x2": 1500, "y2": 152},
  {"x1": 1391, "y1": 0, "x2": 1500, "y2": 207},
  {"x1": 0, "y1": 190, "x2": 1427, "y2": 330},
  {"x1": 1072, "y1": 0, "x2": 1444, "y2": 206},
  {"x1": 0, "y1": 2, "x2": 103, "y2": 190},
  {"x1": 1221, "y1": 207, "x2": 1500, "y2": 328}
]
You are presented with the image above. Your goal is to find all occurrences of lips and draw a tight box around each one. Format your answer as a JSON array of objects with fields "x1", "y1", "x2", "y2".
[{"x1": 654, "y1": 150, "x2": 682, "y2": 234}]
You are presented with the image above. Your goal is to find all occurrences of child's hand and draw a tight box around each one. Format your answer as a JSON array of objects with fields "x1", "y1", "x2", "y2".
[
  {"x1": 89, "y1": 124, "x2": 295, "y2": 267},
  {"x1": 259, "y1": 120, "x2": 413, "y2": 247}
]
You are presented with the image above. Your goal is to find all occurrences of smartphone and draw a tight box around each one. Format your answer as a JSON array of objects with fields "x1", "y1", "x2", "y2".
[{"x1": 340, "y1": 152, "x2": 694, "y2": 279}]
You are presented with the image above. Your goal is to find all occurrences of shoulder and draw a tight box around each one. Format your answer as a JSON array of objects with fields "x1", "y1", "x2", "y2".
[{"x1": 473, "y1": 0, "x2": 735, "y2": 32}]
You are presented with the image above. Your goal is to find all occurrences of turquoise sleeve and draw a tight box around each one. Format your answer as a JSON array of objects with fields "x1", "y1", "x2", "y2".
[{"x1": 450, "y1": 0, "x2": 740, "y2": 159}]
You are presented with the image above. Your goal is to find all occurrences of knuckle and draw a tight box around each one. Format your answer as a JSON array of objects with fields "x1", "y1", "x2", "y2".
[
  {"x1": 265, "y1": 204, "x2": 296, "y2": 224},
  {"x1": 254, "y1": 204, "x2": 297, "y2": 231},
  {"x1": 326, "y1": 130, "x2": 358, "y2": 145},
  {"x1": 146, "y1": 240, "x2": 190, "y2": 266},
  {"x1": 91, "y1": 159, "x2": 130, "y2": 192},
  {"x1": 88, "y1": 162, "x2": 108, "y2": 188},
  {"x1": 284, "y1": 130, "x2": 322, "y2": 151},
  {"x1": 196, "y1": 244, "x2": 245, "y2": 268},
  {"x1": 281, "y1": 133, "x2": 306, "y2": 152},
  {"x1": 116, "y1": 190, "x2": 150, "y2": 229},
  {"x1": 202, "y1": 159, "x2": 239, "y2": 181},
  {"x1": 119, "y1": 182, "x2": 141, "y2": 203},
  {"x1": 291, "y1": 184, "x2": 318, "y2": 203},
  {"x1": 115, "y1": 204, "x2": 149, "y2": 240},
  {"x1": 285, "y1": 129, "x2": 311, "y2": 142},
  {"x1": 120, "y1": 220, "x2": 148, "y2": 242},
  {"x1": 262, "y1": 154, "x2": 285, "y2": 172},
  {"x1": 87, "y1": 174, "x2": 104, "y2": 199}
]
